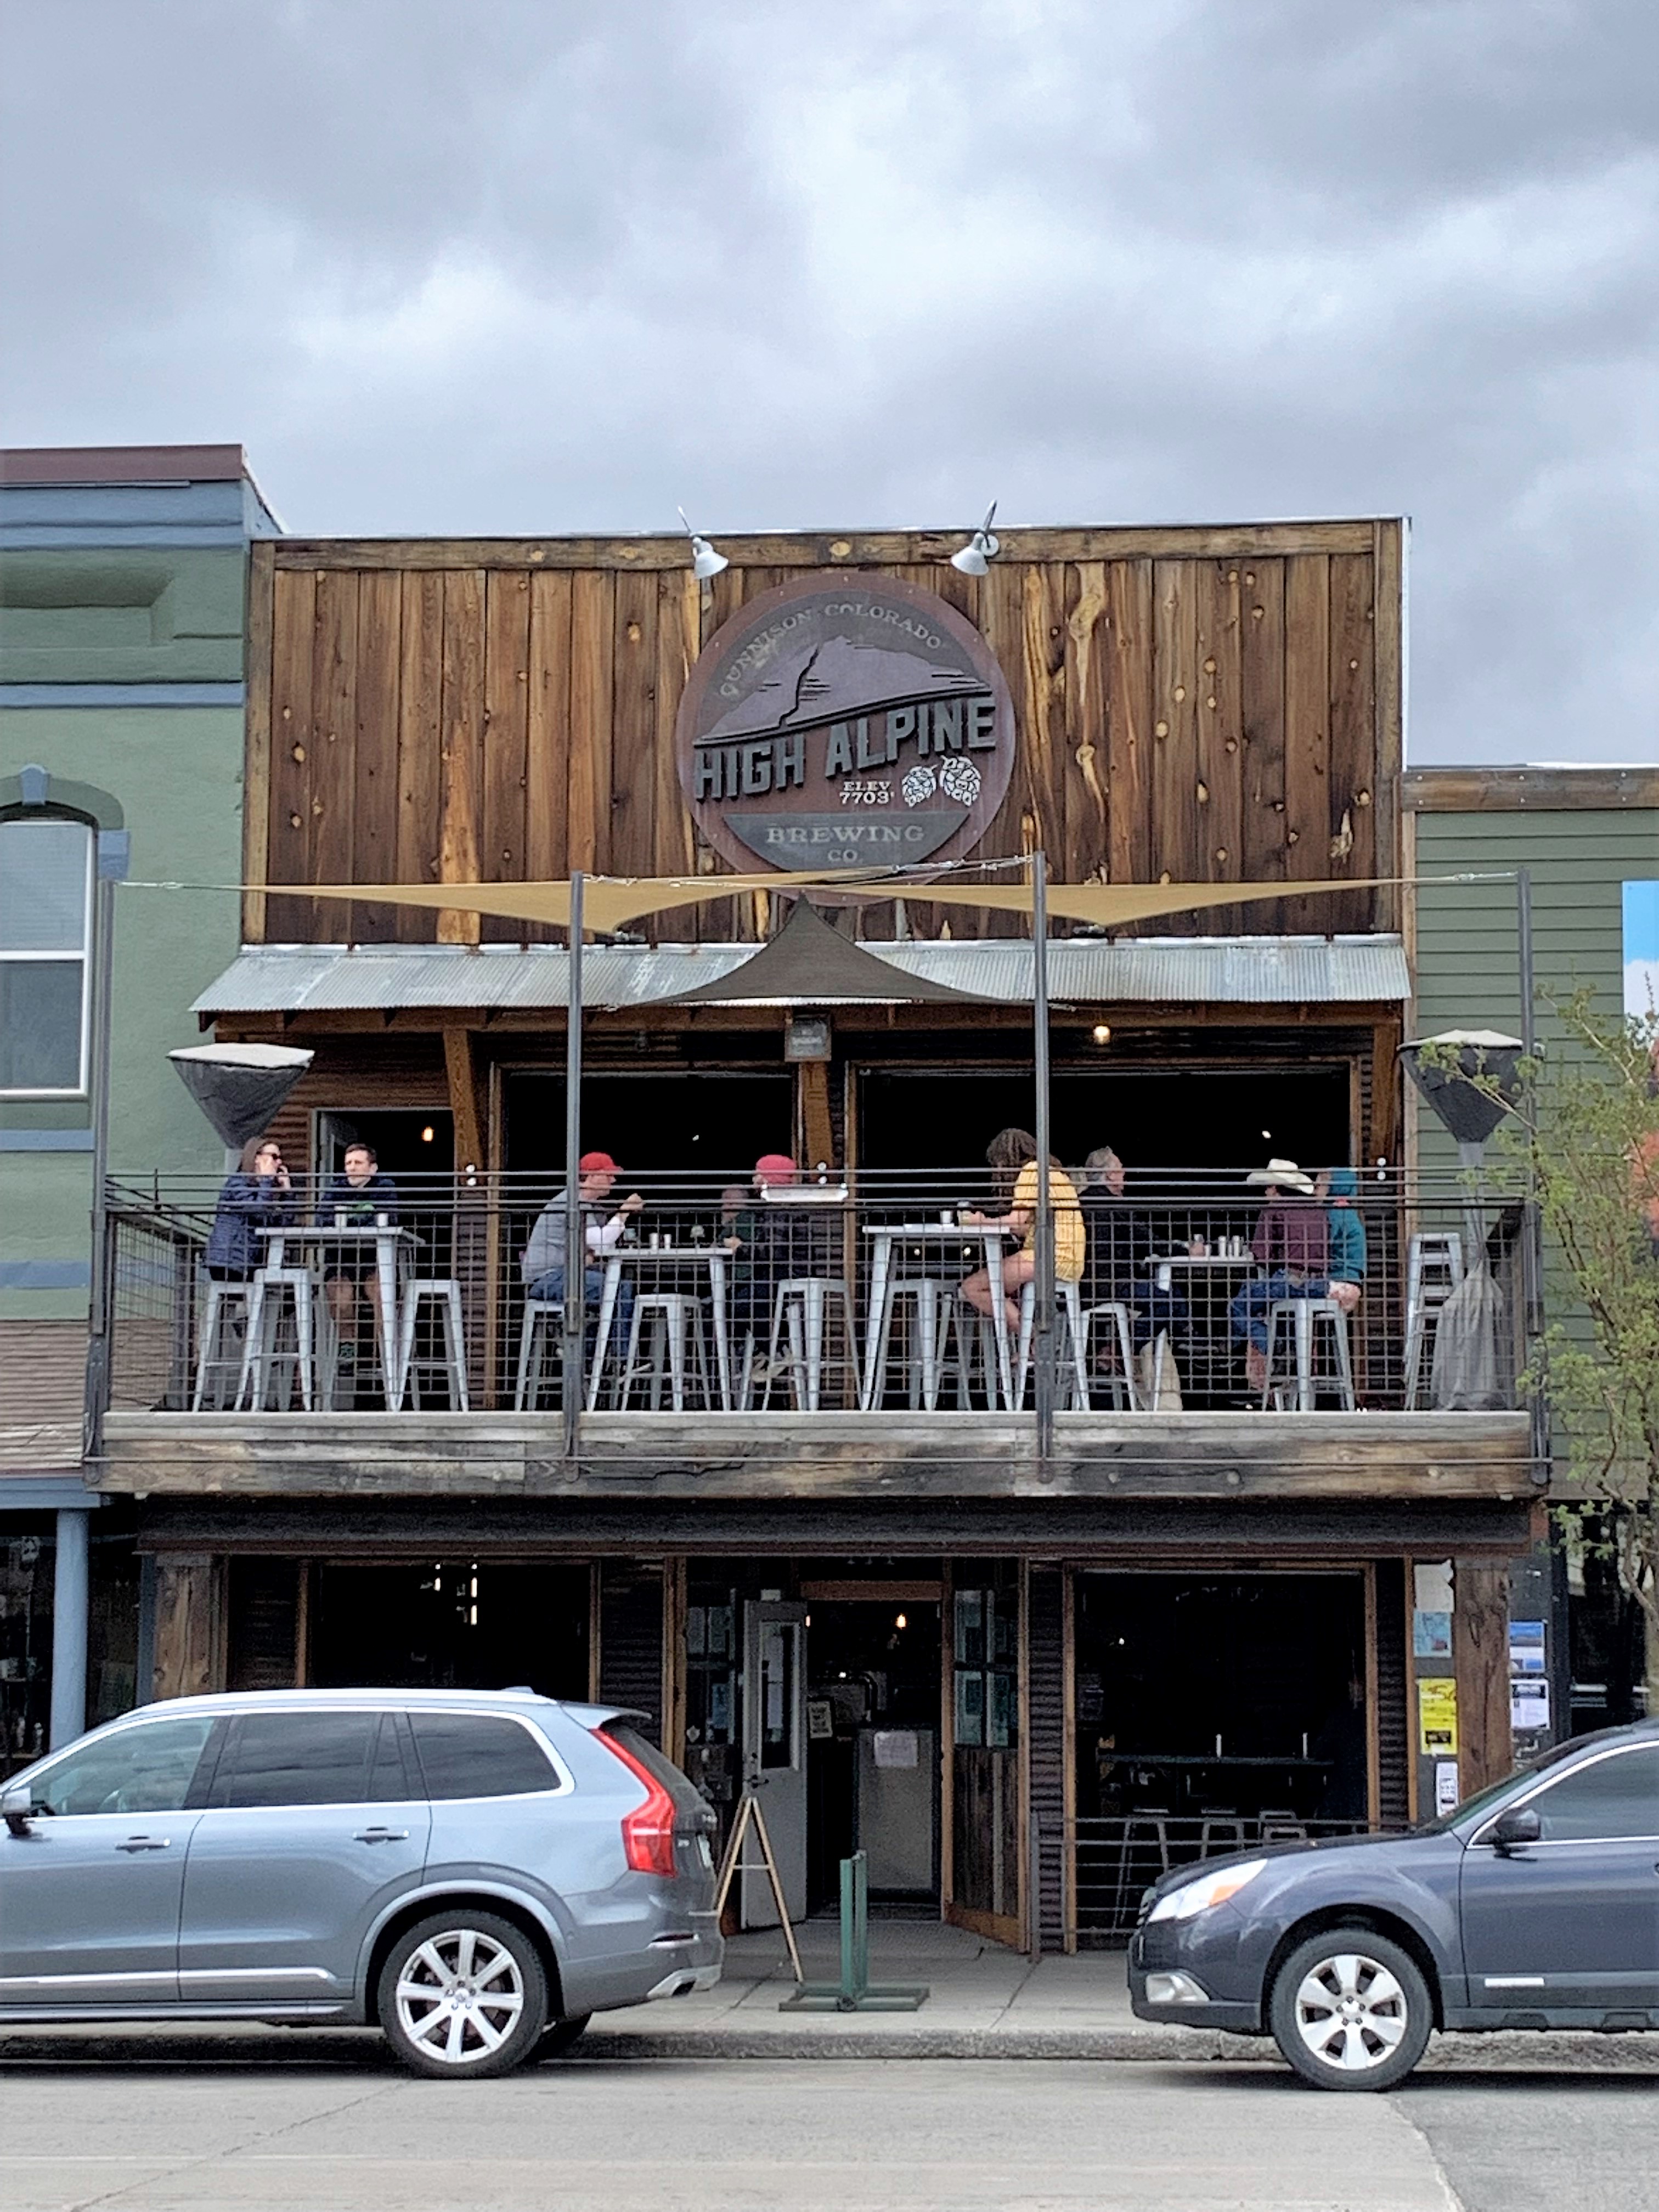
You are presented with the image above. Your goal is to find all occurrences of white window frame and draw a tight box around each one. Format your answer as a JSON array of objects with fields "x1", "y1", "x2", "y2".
[{"x1": 0, "y1": 814, "x2": 95, "y2": 1099}]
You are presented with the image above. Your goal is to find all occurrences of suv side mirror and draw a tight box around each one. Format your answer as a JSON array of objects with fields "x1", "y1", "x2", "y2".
[
  {"x1": 1487, "y1": 1803, "x2": 1541, "y2": 1853},
  {"x1": 2, "y1": 1781, "x2": 36, "y2": 1837}
]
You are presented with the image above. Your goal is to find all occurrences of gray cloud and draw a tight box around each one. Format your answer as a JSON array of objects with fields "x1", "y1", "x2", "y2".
[{"x1": 4, "y1": 0, "x2": 1657, "y2": 761}]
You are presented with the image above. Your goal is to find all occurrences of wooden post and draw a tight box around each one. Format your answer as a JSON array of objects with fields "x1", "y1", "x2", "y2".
[
  {"x1": 151, "y1": 1555, "x2": 225, "y2": 1701},
  {"x1": 1453, "y1": 1561, "x2": 1512, "y2": 1797}
]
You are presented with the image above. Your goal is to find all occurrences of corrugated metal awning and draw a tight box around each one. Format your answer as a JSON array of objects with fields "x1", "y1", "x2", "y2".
[{"x1": 193, "y1": 934, "x2": 1408, "y2": 1015}]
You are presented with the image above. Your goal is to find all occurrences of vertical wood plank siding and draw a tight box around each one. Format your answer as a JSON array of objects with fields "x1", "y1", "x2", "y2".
[
  {"x1": 250, "y1": 528, "x2": 1400, "y2": 945},
  {"x1": 1373, "y1": 1559, "x2": 1410, "y2": 1829},
  {"x1": 597, "y1": 1560, "x2": 667, "y2": 1748},
  {"x1": 1027, "y1": 1566, "x2": 1068, "y2": 1950}
]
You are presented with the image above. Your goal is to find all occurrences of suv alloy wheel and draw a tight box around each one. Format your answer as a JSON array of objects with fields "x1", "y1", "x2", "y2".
[
  {"x1": 1268, "y1": 1928, "x2": 1434, "y2": 2090},
  {"x1": 377, "y1": 1910, "x2": 549, "y2": 2078}
]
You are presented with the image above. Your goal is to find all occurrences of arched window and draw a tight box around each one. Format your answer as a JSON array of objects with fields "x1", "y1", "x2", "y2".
[{"x1": 0, "y1": 812, "x2": 94, "y2": 1096}]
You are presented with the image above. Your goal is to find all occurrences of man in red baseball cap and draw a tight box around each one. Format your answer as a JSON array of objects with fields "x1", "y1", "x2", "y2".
[{"x1": 521, "y1": 1152, "x2": 645, "y2": 1333}]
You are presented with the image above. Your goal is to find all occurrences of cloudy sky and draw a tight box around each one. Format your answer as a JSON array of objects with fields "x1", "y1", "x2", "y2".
[{"x1": 4, "y1": 0, "x2": 1656, "y2": 763}]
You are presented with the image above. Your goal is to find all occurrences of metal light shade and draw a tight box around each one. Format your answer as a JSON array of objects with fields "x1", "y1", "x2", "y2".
[
  {"x1": 690, "y1": 534, "x2": 729, "y2": 580},
  {"x1": 1399, "y1": 1030, "x2": 1526, "y2": 1150},
  {"x1": 169, "y1": 1041, "x2": 314, "y2": 1151},
  {"x1": 950, "y1": 501, "x2": 1000, "y2": 575},
  {"x1": 677, "y1": 506, "x2": 729, "y2": 579}
]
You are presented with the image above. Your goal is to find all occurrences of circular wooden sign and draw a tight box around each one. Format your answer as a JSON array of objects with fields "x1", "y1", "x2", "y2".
[{"x1": 675, "y1": 575, "x2": 1016, "y2": 874}]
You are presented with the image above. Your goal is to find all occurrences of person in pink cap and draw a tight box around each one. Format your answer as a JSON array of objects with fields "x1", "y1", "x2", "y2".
[
  {"x1": 725, "y1": 1153, "x2": 800, "y2": 1358},
  {"x1": 521, "y1": 1149, "x2": 644, "y2": 1327}
]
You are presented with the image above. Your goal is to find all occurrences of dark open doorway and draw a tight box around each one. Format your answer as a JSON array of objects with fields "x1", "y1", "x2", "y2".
[
  {"x1": 315, "y1": 1108, "x2": 454, "y2": 1182},
  {"x1": 857, "y1": 1065, "x2": 1352, "y2": 1176},
  {"x1": 308, "y1": 1561, "x2": 590, "y2": 1701},
  {"x1": 804, "y1": 1595, "x2": 942, "y2": 1915},
  {"x1": 504, "y1": 1071, "x2": 795, "y2": 1188}
]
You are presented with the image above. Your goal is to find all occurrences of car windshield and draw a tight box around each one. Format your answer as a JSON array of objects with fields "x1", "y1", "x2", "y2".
[{"x1": 1418, "y1": 1737, "x2": 1589, "y2": 1834}]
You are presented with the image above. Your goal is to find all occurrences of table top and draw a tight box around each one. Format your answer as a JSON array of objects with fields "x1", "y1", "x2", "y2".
[
  {"x1": 606, "y1": 1243, "x2": 729, "y2": 1263},
  {"x1": 1098, "y1": 1751, "x2": 1332, "y2": 1768},
  {"x1": 862, "y1": 1222, "x2": 1002, "y2": 1239},
  {"x1": 257, "y1": 1223, "x2": 416, "y2": 1240},
  {"x1": 1154, "y1": 1251, "x2": 1256, "y2": 1269}
]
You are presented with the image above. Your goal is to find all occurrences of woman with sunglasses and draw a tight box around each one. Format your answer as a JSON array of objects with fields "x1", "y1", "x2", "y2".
[{"x1": 204, "y1": 1135, "x2": 297, "y2": 1279}]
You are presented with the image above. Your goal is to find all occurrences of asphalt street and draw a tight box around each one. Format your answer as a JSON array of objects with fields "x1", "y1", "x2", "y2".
[{"x1": 0, "y1": 2049, "x2": 1655, "y2": 2211}]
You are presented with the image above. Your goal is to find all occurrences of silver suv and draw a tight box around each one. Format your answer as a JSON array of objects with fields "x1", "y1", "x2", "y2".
[{"x1": 0, "y1": 1689, "x2": 722, "y2": 2076}]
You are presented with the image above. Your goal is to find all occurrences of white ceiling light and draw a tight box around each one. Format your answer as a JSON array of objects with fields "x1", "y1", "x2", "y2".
[
  {"x1": 950, "y1": 501, "x2": 1001, "y2": 575},
  {"x1": 678, "y1": 506, "x2": 729, "y2": 580}
]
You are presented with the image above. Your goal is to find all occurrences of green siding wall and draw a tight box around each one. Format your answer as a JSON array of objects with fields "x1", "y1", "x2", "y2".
[{"x1": 1413, "y1": 809, "x2": 1659, "y2": 1172}]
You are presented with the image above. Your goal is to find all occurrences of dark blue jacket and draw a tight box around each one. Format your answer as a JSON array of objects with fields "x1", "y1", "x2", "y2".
[
  {"x1": 205, "y1": 1173, "x2": 298, "y2": 1273},
  {"x1": 317, "y1": 1172, "x2": 400, "y2": 1227}
]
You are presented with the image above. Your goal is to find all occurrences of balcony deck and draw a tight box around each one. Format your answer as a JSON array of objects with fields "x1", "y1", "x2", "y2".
[{"x1": 97, "y1": 1405, "x2": 1534, "y2": 1503}]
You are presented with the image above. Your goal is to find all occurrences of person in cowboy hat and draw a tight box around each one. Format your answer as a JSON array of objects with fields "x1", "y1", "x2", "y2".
[{"x1": 1229, "y1": 1158, "x2": 1332, "y2": 1394}]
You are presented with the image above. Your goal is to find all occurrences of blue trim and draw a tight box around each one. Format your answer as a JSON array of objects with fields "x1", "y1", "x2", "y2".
[
  {"x1": 0, "y1": 682, "x2": 245, "y2": 708},
  {"x1": 0, "y1": 1483, "x2": 100, "y2": 1513},
  {"x1": 0, "y1": 1261, "x2": 91, "y2": 1290},
  {"x1": 0, "y1": 1130, "x2": 93, "y2": 1151}
]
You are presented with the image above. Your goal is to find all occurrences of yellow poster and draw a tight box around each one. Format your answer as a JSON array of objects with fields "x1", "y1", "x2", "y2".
[{"x1": 1418, "y1": 1677, "x2": 1459, "y2": 1756}]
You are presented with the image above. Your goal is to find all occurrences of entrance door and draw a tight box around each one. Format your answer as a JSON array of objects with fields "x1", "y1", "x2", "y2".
[{"x1": 741, "y1": 1601, "x2": 807, "y2": 1927}]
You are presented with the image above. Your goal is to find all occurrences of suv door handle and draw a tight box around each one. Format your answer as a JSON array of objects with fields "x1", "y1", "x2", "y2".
[
  {"x1": 353, "y1": 1826, "x2": 409, "y2": 1843},
  {"x1": 116, "y1": 1835, "x2": 171, "y2": 1852}
]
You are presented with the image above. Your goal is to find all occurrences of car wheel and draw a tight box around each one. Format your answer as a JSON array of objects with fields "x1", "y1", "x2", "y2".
[
  {"x1": 377, "y1": 1911, "x2": 549, "y2": 2079},
  {"x1": 536, "y1": 2013, "x2": 592, "y2": 2061},
  {"x1": 1267, "y1": 1929, "x2": 1432, "y2": 2091}
]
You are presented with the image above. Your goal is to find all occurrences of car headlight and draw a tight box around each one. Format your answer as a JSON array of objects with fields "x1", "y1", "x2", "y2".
[{"x1": 1147, "y1": 1858, "x2": 1267, "y2": 1923}]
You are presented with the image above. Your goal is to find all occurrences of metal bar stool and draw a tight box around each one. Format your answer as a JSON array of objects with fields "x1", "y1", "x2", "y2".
[
  {"x1": 237, "y1": 1265, "x2": 316, "y2": 1411},
  {"x1": 617, "y1": 1293, "x2": 709, "y2": 1412},
  {"x1": 1403, "y1": 1231, "x2": 1464, "y2": 1408},
  {"x1": 1110, "y1": 1808, "x2": 1173, "y2": 1930},
  {"x1": 1262, "y1": 1297, "x2": 1355, "y2": 1410},
  {"x1": 1014, "y1": 1278, "x2": 1091, "y2": 1407},
  {"x1": 191, "y1": 1277, "x2": 250, "y2": 1411},
  {"x1": 1199, "y1": 1808, "x2": 1249, "y2": 1855},
  {"x1": 513, "y1": 1298, "x2": 563, "y2": 1410},
  {"x1": 396, "y1": 1278, "x2": 470, "y2": 1410},
  {"x1": 862, "y1": 1277, "x2": 953, "y2": 1410},
  {"x1": 932, "y1": 1294, "x2": 1004, "y2": 1409},
  {"x1": 763, "y1": 1277, "x2": 854, "y2": 1412},
  {"x1": 1081, "y1": 1302, "x2": 1140, "y2": 1410}
]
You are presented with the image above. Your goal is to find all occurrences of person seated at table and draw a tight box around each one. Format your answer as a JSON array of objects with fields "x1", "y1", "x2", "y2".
[
  {"x1": 521, "y1": 1149, "x2": 642, "y2": 1329},
  {"x1": 1228, "y1": 1158, "x2": 1331, "y2": 1393},
  {"x1": 725, "y1": 1155, "x2": 820, "y2": 1371},
  {"x1": 204, "y1": 1135, "x2": 297, "y2": 1279},
  {"x1": 959, "y1": 1128, "x2": 1085, "y2": 1333},
  {"x1": 1318, "y1": 1167, "x2": 1367, "y2": 1312},
  {"x1": 317, "y1": 1142, "x2": 402, "y2": 1365},
  {"x1": 1077, "y1": 1146, "x2": 1187, "y2": 1363}
]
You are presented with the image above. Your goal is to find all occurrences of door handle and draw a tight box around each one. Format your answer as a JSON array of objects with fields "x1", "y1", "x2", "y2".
[
  {"x1": 116, "y1": 1835, "x2": 171, "y2": 1852},
  {"x1": 353, "y1": 1826, "x2": 409, "y2": 1843}
]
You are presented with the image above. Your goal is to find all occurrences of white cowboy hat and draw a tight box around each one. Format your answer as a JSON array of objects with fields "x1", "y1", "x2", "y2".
[{"x1": 1246, "y1": 1157, "x2": 1315, "y2": 1194}]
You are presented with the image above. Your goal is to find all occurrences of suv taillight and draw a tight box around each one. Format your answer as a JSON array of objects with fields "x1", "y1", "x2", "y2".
[{"x1": 601, "y1": 1729, "x2": 678, "y2": 1878}]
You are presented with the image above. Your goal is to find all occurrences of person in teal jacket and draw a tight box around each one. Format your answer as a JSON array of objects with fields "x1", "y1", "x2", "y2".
[{"x1": 1319, "y1": 1167, "x2": 1367, "y2": 1301}]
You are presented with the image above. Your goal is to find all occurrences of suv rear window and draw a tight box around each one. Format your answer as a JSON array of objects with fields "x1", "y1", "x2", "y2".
[{"x1": 409, "y1": 1711, "x2": 559, "y2": 1800}]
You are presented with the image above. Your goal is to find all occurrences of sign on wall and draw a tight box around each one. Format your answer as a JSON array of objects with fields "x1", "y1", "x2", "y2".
[{"x1": 675, "y1": 576, "x2": 1017, "y2": 872}]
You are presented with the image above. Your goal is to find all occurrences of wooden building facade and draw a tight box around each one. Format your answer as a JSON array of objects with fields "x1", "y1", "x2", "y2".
[{"x1": 97, "y1": 518, "x2": 1539, "y2": 1953}]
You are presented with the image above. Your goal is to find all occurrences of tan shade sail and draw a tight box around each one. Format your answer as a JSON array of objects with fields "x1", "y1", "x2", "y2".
[{"x1": 270, "y1": 871, "x2": 1392, "y2": 934}]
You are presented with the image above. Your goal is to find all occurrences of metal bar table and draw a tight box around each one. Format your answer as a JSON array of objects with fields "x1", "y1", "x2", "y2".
[
  {"x1": 589, "y1": 1244, "x2": 731, "y2": 1411},
  {"x1": 859, "y1": 1224, "x2": 1012, "y2": 1411},
  {"x1": 256, "y1": 1223, "x2": 417, "y2": 1409}
]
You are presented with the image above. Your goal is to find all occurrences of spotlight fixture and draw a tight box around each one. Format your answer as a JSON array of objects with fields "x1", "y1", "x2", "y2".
[
  {"x1": 1092, "y1": 1024, "x2": 1113, "y2": 1046},
  {"x1": 949, "y1": 500, "x2": 1001, "y2": 575},
  {"x1": 678, "y1": 505, "x2": 729, "y2": 580}
]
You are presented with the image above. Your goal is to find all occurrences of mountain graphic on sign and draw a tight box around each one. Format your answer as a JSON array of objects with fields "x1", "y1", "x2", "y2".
[{"x1": 702, "y1": 636, "x2": 980, "y2": 743}]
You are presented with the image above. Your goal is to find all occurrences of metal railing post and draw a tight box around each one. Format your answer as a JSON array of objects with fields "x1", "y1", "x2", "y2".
[
  {"x1": 1031, "y1": 851, "x2": 1054, "y2": 1462},
  {"x1": 561, "y1": 872, "x2": 585, "y2": 1460}
]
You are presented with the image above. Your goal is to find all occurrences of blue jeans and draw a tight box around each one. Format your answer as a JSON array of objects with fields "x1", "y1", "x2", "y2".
[
  {"x1": 1230, "y1": 1271, "x2": 1330, "y2": 1356},
  {"x1": 528, "y1": 1267, "x2": 635, "y2": 1330}
]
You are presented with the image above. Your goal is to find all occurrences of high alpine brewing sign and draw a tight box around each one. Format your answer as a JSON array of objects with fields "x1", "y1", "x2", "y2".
[{"x1": 675, "y1": 576, "x2": 1016, "y2": 872}]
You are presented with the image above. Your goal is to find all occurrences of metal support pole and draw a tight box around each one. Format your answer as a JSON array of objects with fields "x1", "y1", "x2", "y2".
[
  {"x1": 49, "y1": 1508, "x2": 90, "y2": 1748},
  {"x1": 1031, "y1": 851, "x2": 1055, "y2": 1461},
  {"x1": 1519, "y1": 874, "x2": 1553, "y2": 1476},
  {"x1": 561, "y1": 873, "x2": 585, "y2": 1461},
  {"x1": 82, "y1": 870, "x2": 117, "y2": 1460}
]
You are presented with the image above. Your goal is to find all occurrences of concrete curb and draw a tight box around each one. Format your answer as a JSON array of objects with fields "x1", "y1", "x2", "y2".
[{"x1": 1, "y1": 2022, "x2": 1655, "y2": 2070}]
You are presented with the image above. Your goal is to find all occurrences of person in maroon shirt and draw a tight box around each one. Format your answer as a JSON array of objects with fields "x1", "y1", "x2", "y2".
[{"x1": 1229, "y1": 1159, "x2": 1333, "y2": 1393}]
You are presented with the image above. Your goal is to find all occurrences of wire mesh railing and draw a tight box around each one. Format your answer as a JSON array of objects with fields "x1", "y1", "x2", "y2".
[
  {"x1": 102, "y1": 1165, "x2": 1528, "y2": 1420},
  {"x1": 1070, "y1": 1813, "x2": 1397, "y2": 1944}
]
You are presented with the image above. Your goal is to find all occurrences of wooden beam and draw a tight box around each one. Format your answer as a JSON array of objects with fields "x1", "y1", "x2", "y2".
[
  {"x1": 241, "y1": 541, "x2": 275, "y2": 944},
  {"x1": 152, "y1": 1554, "x2": 225, "y2": 1700},
  {"x1": 1453, "y1": 1559, "x2": 1513, "y2": 1796},
  {"x1": 442, "y1": 1029, "x2": 487, "y2": 1174},
  {"x1": 270, "y1": 522, "x2": 1385, "y2": 573},
  {"x1": 1404, "y1": 764, "x2": 1659, "y2": 813}
]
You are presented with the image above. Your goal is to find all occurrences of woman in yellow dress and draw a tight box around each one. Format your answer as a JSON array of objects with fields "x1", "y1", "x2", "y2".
[{"x1": 958, "y1": 1126, "x2": 1085, "y2": 1334}]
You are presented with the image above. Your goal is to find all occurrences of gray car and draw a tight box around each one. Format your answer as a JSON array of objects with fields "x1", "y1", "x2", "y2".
[{"x1": 0, "y1": 1689, "x2": 723, "y2": 2077}]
